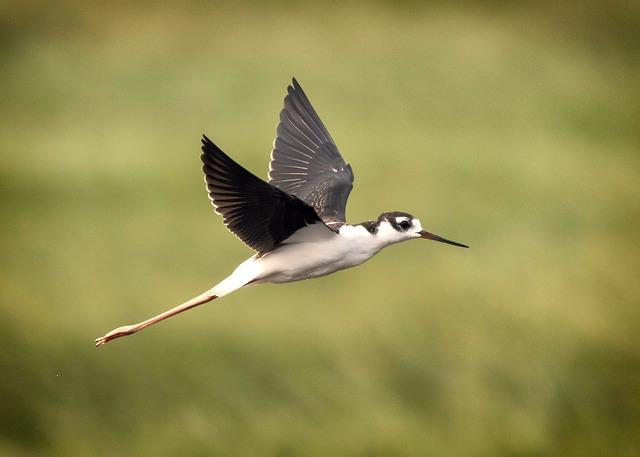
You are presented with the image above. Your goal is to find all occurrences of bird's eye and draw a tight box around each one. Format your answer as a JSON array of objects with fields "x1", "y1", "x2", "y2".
[{"x1": 399, "y1": 220, "x2": 411, "y2": 230}]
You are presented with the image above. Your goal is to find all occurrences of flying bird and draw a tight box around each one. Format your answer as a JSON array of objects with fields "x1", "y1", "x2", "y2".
[{"x1": 95, "y1": 78, "x2": 468, "y2": 346}]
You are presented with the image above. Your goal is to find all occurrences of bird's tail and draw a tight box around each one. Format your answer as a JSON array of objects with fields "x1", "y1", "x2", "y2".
[{"x1": 209, "y1": 254, "x2": 262, "y2": 297}]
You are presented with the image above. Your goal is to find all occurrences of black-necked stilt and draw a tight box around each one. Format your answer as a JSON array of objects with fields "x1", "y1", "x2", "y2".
[{"x1": 96, "y1": 78, "x2": 468, "y2": 346}]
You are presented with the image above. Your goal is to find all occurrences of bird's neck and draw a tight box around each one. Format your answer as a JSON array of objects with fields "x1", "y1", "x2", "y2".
[{"x1": 339, "y1": 222, "x2": 404, "y2": 252}]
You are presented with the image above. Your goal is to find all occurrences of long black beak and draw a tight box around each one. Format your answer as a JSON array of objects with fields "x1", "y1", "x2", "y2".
[{"x1": 418, "y1": 230, "x2": 469, "y2": 248}]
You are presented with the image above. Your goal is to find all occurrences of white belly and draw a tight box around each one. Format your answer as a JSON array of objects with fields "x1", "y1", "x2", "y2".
[{"x1": 253, "y1": 223, "x2": 381, "y2": 283}]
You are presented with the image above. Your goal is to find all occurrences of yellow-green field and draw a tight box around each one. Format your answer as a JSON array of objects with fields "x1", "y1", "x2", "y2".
[{"x1": 1, "y1": 2, "x2": 639, "y2": 456}]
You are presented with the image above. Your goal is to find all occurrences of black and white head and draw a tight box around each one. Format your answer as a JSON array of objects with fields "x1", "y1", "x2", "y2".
[{"x1": 375, "y1": 211, "x2": 468, "y2": 248}]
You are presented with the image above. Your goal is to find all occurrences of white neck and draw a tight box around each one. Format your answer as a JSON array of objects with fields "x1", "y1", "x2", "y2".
[{"x1": 339, "y1": 220, "x2": 415, "y2": 253}]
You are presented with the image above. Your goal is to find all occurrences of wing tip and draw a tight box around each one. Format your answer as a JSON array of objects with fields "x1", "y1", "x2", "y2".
[
  {"x1": 288, "y1": 77, "x2": 304, "y2": 97},
  {"x1": 201, "y1": 133, "x2": 213, "y2": 149},
  {"x1": 201, "y1": 134, "x2": 226, "y2": 161}
]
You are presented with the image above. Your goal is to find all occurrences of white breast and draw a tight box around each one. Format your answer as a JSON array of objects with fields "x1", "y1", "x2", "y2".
[{"x1": 249, "y1": 222, "x2": 383, "y2": 284}]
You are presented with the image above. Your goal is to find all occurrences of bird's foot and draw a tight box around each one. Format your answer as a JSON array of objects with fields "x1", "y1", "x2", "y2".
[{"x1": 95, "y1": 325, "x2": 136, "y2": 347}]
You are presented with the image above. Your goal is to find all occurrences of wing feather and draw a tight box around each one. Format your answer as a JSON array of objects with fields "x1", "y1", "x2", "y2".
[
  {"x1": 201, "y1": 135, "x2": 322, "y2": 254},
  {"x1": 269, "y1": 78, "x2": 354, "y2": 225}
]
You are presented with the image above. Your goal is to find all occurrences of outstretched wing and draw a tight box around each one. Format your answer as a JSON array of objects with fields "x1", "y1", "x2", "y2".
[
  {"x1": 201, "y1": 135, "x2": 322, "y2": 254},
  {"x1": 268, "y1": 78, "x2": 354, "y2": 226}
]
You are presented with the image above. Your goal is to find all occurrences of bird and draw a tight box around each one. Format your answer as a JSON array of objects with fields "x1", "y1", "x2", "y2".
[{"x1": 95, "y1": 78, "x2": 468, "y2": 347}]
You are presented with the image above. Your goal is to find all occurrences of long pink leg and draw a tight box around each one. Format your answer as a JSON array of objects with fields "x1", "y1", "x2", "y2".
[{"x1": 95, "y1": 291, "x2": 217, "y2": 346}]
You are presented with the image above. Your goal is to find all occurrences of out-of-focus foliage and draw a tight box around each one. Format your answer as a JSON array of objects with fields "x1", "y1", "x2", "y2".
[{"x1": 1, "y1": 1, "x2": 639, "y2": 456}]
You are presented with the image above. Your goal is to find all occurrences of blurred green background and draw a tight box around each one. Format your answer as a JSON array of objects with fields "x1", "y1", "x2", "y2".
[{"x1": 1, "y1": 1, "x2": 639, "y2": 456}]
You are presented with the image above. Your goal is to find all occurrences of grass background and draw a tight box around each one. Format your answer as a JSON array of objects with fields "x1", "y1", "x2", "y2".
[{"x1": 1, "y1": 1, "x2": 639, "y2": 455}]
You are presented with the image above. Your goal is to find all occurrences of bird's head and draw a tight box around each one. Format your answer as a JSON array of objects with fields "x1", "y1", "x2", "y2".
[{"x1": 376, "y1": 212, "x2": 469, "y2": 248}]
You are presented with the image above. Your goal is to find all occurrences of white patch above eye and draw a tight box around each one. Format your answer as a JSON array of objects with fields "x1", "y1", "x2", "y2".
[{"x1": 395, "y1": 217, "x2": 410, "y2": 224}]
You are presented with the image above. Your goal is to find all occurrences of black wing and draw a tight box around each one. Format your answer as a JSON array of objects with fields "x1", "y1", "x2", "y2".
[
  {"x1": 268, "y1": 78, "x2": 354, "y2": 226},
  {"x1": 201, "y1": 135, "x2": 322, "y2": 254}
]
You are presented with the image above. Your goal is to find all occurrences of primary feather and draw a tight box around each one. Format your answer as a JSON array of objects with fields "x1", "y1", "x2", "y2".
[
  {"x1": 269, "y1": 78, "x2": 354, "y2": 226},
  {"x1": 201, "y1": 135, "x2": 321, "y2": 254}
]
